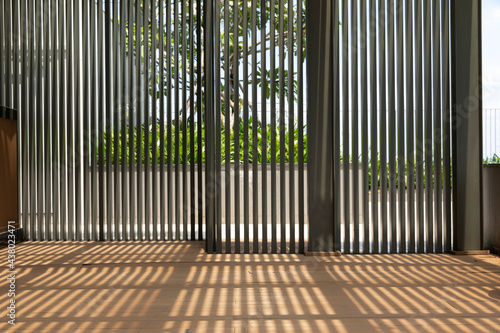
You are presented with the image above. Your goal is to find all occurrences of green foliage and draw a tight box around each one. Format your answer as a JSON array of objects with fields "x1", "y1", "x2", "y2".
[
  {"x1": 98, "y1": 120, "x2": 307, "y2": 166},
  {"x1": 484, "y1": 154, "x2": 500, "y2": 164}
]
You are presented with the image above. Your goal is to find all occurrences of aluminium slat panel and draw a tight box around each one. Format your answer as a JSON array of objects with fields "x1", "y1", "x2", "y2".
[
  {"x1": 51, "y1": 0, "x2": 59, "y2": 240},
  {"x1": 405, "y1": 0, "x2": 415, "y2": 253},
  {"x1": 189, "y1": 0, "x2": 196, "y2": 241},
  {"x1": 83, "y1": 0, "x2": 90, "y2": 241},
  {"x1": 121, "y1": 0, "x2": 128, "y2": 241},
  {"x1": 74, "y1": 0, "x2": 82, "y2": 241},
  {"x1": 298, "y1": 0, "x2": 306, "y2": 253},
  {"x1": 224, "y1": 0, "x2": 231, "y2": 252},
  {"x1": 183, "y1": 0, "x2": 190, "y2": 242},
  {"x1": 160, "y1": 0, "x2": 165, "y2": 241},
  {"x1": 197, "y1": 0, "x2": 203, "y2": 240},
  {"x1": 278, "y1": 0, "x2": 286, "y2": 253},
  {"x1": 370, "y1": 0, "x2": 378, "y2": 253},
  {"x1": 105, "y1": 0, "x2": 112, "y2": 240},
  {"x1": 378, "y1": 0, "x2": 388, "y2": 254},
  {"x1": 36, "y1": 0, "x2": 43, "y2": 241},
  {"x1": 442, "y1": 0, "x2": 452, "y2": 252},
  {"x1": 205, "y1": 0, "x2": 215, "y2": 252},
  {"x1": 270, "y1": 0, "x2": 277, "y2": 254},
  {"x1": 388, "y1": 0, "x2": 397, "y2": 253},
  {"x1": 242, "y1": 0, "x2": 250, "y2": 254},
  {"x1": 433, "y1": 0, "x2": 442, "y2": 253},
  {"x1": 424, "y1": 0, "x2": 433, "y2": 253},
  {"x1": 396, "y1": 0, "x2": 405, "y2": 253},
  {"x1": 360, "y1": 0, "x2": 369, "y2": 253},
  {"x1": 233, "y1": 0, "x2": 241, "y2": 252},
  {"x1": 261, "y1": 0, "x2": 269, "y2": 254},
  {"x1": 252, "y1": 0, "x2": 259, "y2": 254},
  {"x1": 214, "y1": 0, "x2": 221, "y2": 252},
  {"x1": 342, "y1": 0, "x2": 350, "y2": 254},
  {"x1": 415, "y1": 0, "x2": 424, "y2": 253},
  {"x1": 144, "y1": 0, "x2": 151, "y2": 241},
  {"x1": 287, "y1": 0, "x2": 295, "y2": 253},
  {"x1": 351, "y1": 0, "x2": 359, "y2": 253},
  {"x1": 168, "y1": 0, "x2": 173, "y2": 241},
  {"x1": 152, "y1": 0, "x2": 158, "y2": 241},
  {"x1": 20, "y1": 0, "x2": 28, "y2": 236},
  {"x1": 174, "y1": 0, "x2": 180, "y2": 241},
  {"x1": 44, "y1": 0, "x2": 51, "y2": 241}
]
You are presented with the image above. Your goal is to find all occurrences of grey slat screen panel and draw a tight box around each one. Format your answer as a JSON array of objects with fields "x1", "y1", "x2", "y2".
[
  {"x1": 205, "y1": 0, "x2": 308, "y2": 253},
  {"x1": 334, "y1": 0, "x2": 453, "y2": 253},
  {"x1": 3, "y1": 0, "x2": 452, "y2": 254},
  {"x1": 10, "y1": 0, "x2": 205, "y2": 242}
]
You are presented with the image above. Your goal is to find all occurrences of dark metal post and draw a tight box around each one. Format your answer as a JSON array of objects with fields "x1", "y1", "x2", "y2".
[
  {"x1": 451, "y1": 0, "x2": 483, "y2": 251},
  {"x1": 306, "y1": 0, "x2": 335, "y2": 253}
]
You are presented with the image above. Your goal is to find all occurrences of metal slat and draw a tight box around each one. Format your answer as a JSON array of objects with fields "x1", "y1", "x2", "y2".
[
  {"x1": 189, "y1": 0, "x2": 195, "y2": 242},
  {"x1": 205, "y1": 0, "x2": 214, "y2": 252},
  {"x1": 332, "y1": 0, "x2": 340, "y2": 252},
  {"x1": 74, "y1": 0, "x2": 81, "y2": 241},
  {"x1": 405, "y1": 0, "x2": 415, "y2": 253},
  {"x1": 242, "y1": 0, "x2": 250, "y2": 253},
  {"x1": 287, "y1": 0, "x2": 295, "y2": 253},
  {"x1": 29, "y1": 0, "x2": 35, "y2": 240},
  {"x1": 36, "y1": 0, "x2": 43, "y2": 241},
  {"x1": 121, "y1": 0, "x2": 128, "y2": 241},
  {"x1": 433, "y1": 0, "x2": 442, "y2": 253},
  {"x1": 342, "y1": 0, "x2": 350, "y2": 254},
  {"x1": 160, "y1": 0, "x2": 165, "y2": 241},
  {"x1": 269, "y1": 0, "x2": 277, "y2": 254},
  {"x1": 174, "y1": 0, "x2": 180, "y2": 241},
  {"x1": 60, "y1": 0, "x2": 67, "y2": 241},
  {"x1": 424, "y1": 0, "x2": 432, "y2": 253},
  {"x1": 82, "y1": 0, "x2": 90, "y2": 241},
  {"x1": 415, "y1": 0, "x2": 424, "y2": 253},
  {"x1": 168, "y1": 0, "x2": 173, "y2": 241},
  {"x1": 152, "y1": 0, "x2": 158, "y2": 241},
  {"x1": 298, "y1": 0, "x2": 306, "y2": 253},
  {"x1": 233, "y1": 0, "x2": 240, "y2": 252},
  {"x1": 136, "y1": 0, "x2": 143, "y2": 241},
  {"x1": 252, "y1": 0, "x2": 259, "y2": 254},
  {"x1": 183, "y1": 0, "x2": 190, "y2": 242},
  {"x1": 378, "y1": 0, "x2": 388, "y2": 254},
  {"x1": 442, "y1": 0, "x2": 452, "y2": 252},
  {"x1": 68, "y1": 0, "x2": 75, "y2": 241},
  {"x1": 351, "y1": 0, "x2": 359, "y2": 253},
  {"x1": 44, "y1": 0, "x2": 51, "y2": 241},
  {"x1": 369, "y1": 0, "x2": 378, "y2": 253},
  {"x1": 98, "y1": 0, "x2": 104, "y2": 240},
  {"x1": 105, "y1": 0, "x2": 113, "y2": 241},
  {"x1": 388, "y1": 0, "x2": 397, "y2": 253},
  {"x1": 214, "y1": 0, "x2": 221, "y2": 252},
  {"x1": 224, "y1": 0, "x2": 231, "y2": 252},
  {"x1": 197, "y1": 0, "x2": 202, "y2": 240},
  {"x1": 50, "y1": 0, "x2": 58, "y2": 240},
  {"x1": 223, "y1": 1, "x2": 232, "y2": 253},
  {"x1": 20, "y1": 0, "x2": 29, "y2": 238},
  {"x1": 360, "y1": 0, "x2": 369, "y2": 253},
  {"x1": 278, "y1": 0, "x2": 285, "y2": 253},
  {"x1": 144, "y1": 0, "x2": 151, "y2": 241},
  {"x1": 397, "y1": 0, "x2": 405, "y2": 253},
  {"x1": 91, "y1": 0, "x2": 98, "y2": 240}
]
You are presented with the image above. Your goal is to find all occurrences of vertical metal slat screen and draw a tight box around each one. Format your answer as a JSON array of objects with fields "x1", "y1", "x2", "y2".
[
  {"x1": 205, "y1": 0, "x2": 308, "y2": 254},
  {"x1": 9, "y1": 0, "x2": 205, "y2": 241},
  {"x1": 331, "y1": 0, "x2": 453, "y2": 253}
]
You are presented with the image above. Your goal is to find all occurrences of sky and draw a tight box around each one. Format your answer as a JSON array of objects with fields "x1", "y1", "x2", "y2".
[{"x1": 482, "y1": 0, "x2": 500, "y2": 109}]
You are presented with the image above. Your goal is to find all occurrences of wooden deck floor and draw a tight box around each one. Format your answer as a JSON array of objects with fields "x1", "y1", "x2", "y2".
[{"x1": 2, "y1": 241, "x2": 500, "y2": 332}]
